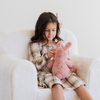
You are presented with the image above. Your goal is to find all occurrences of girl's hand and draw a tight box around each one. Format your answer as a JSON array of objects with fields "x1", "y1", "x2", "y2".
[
  {"x1": 70, "y1": 64, "x2": 76, "y2": 72},
  {"x1": 47, "y1": 48, "x2": 55, "y2": 58}
]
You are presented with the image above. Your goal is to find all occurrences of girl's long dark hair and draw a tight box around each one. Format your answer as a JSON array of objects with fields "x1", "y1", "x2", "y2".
[{"x1": 29, "y1": 12, "x2": 63, "y2": 45}]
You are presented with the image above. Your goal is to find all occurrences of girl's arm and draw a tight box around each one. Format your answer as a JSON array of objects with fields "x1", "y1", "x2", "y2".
[
  {"x1": 29, "y1": 43, "x2": 50, "y2": 70},
  {"x1": 47, "y1": 59, "x2": 55, "y2": 69}
]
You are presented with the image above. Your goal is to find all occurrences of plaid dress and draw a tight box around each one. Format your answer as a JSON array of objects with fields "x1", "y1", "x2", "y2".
[{"x1": 29, "y1": 42, "x2": 85, "y2": 90}]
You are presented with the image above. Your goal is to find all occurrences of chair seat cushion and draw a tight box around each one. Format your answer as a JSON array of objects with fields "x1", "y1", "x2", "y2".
[{"x1": 37, "y1": 88, "x2": 79, "y2": 100}]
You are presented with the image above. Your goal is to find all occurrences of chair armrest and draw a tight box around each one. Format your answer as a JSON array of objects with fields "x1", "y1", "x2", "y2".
[
  {"x1": 0, "y1": 53, "x2": 37, "y2": 100},
  {"x1": 69, "y1": 55, "x2": 100, "y2": 100}
]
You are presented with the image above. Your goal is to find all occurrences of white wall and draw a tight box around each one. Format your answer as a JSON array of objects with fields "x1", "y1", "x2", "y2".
[{"x1": 0, "y1": 0, "x2": 100, "y2": 58}]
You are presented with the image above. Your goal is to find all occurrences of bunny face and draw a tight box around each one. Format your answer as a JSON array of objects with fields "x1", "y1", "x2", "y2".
[
  {"x1": 54, "y1": 41, "x2": 72, "y2": 63},
  {"x1": 55, "y1": 49, "x2": 68, "y2": 63}
]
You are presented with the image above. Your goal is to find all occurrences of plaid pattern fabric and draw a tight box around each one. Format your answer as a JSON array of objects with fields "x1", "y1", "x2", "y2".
[{"x1": 29, "y1": 42, "x2": 85, "y2": 90}]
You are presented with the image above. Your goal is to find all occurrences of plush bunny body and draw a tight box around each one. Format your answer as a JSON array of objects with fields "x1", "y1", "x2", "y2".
[{"x1": 47, "y1": 41, "x2": 75, "y2": 79}]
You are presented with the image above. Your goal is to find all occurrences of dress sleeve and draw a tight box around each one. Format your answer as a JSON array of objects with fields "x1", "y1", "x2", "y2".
[{"x1": 28, "y1": 43, "x2": 50, "y2": 70}]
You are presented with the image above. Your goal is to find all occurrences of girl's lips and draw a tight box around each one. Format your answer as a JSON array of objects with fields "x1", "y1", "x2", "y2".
[{"x1": 48, "y1": 36, "x2": 52, "y2": 38}]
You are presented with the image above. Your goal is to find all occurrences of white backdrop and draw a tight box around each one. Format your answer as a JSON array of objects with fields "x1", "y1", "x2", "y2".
[{"x1": 0, "y1": 0, "x2": 100, "y2": 58}]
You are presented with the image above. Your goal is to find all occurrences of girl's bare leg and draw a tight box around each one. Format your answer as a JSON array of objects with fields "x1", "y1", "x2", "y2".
[
  {"x1": 74, "y1": 85, "x2": 93, "y2": 100},
  {"x1": 52, "y1": 84, "x2": 65, "y2": 100}
]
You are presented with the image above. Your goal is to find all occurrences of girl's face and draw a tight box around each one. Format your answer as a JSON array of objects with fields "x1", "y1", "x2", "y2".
[{"x1": 44, "y1": 22, "x2": 57, "y2": 42}]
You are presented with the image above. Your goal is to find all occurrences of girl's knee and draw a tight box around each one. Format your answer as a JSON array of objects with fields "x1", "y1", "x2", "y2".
[
  {"x1": 52, "y1": 84, "x2": 63, "y2": 90},
  {"x1": 74, "y1": 85, "x2": 85, "y2": 92}
]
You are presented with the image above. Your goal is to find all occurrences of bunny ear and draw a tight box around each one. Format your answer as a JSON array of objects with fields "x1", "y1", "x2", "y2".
[
  {"x1": 64, "y1": 42, "x2": 72, "y2": 50},
  {"x1": 56, "y1": 41, "x2": 63, "y2": 48}
]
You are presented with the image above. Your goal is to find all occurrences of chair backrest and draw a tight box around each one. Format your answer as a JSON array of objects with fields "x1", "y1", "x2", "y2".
[
  {"x1": 0, "y1": 29, "x2": 78, "y2": 60},
  {"x1": 60, "y1": 28, "x2": 78, "y2": 55}
]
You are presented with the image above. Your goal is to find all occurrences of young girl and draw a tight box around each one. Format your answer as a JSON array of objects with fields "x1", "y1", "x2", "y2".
[{"x1": 29, "y1": 12, "x2": 93, "y2": 100}]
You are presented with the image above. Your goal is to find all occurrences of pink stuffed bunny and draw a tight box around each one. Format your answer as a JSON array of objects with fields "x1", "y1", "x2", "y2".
[{"x1": 47, "y1": 41, "x2": 75, "y2": 79}]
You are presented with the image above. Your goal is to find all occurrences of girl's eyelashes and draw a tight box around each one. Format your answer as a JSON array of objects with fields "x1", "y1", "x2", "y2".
[
  {"x1": 45, "y1": 29, "x2": 56, "y2": 32},
  {"x1": 53, "y1": 29, "x2": 56, "y2": 31}
]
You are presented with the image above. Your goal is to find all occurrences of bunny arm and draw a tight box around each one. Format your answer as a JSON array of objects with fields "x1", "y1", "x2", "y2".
[
  {"x1": 65, "y1": 60, "x2": 74, "y2": 68},
  {"x1": 47, "y1": 59, "x2": 55, "y2": 69},
  {"x1": 65, "y1": 60, "x2": 76, "y2": 73}
]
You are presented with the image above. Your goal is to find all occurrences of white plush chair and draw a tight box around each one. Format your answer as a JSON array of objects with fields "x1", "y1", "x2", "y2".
[{"x1": 0, "y1": 29, "x2": 100, "y2": 100}]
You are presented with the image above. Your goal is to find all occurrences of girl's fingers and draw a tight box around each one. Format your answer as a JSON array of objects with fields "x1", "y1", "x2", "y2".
[
  {"x1": 50, "y1": 49, "x2": 55, "y2": 53},
  {"x1": 48, "y1": 48, "x2": 55, "y2": 57},
  {"x1": 48, "y1": 52, "x2": 54, "y2": 57},
  {"x1": 51, "y1": 48, "x2": 55, "y2": 51},
  {"x1": 50, "y1": 50, "x2": 55, "y2": 53}
]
